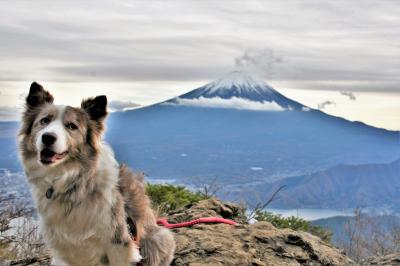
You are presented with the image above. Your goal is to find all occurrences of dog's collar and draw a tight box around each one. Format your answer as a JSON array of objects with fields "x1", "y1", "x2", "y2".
[{"x1": 46, "y1": 187, "x2": 54, "y2": 199}]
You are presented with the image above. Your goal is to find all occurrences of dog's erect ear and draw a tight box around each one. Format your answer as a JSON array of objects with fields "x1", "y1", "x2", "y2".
[
  {"x1": 26, "y1": 82, "x2": 54, "y2": 108},
  {"x1": 81, "y1": 95, "x2": 108, "y2": 121},
  {"x1": 81, "y1": 96, "x2": 107, "y2": 151}
]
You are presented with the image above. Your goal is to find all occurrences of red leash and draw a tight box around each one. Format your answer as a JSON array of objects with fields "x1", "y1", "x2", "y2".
[{"x1": 156, "y1": 217, "x2": 238, "y2": 229}]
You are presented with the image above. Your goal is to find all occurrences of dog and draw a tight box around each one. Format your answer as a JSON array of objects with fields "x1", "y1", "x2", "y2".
[{"x1": 19, "y1": 82, "x2": 175, "y2": 266}]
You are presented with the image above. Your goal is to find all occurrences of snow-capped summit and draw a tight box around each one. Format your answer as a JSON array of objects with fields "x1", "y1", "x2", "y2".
[
  {"x1": 170, "y1": 71, "x2": 305, "y2": 111},
  {"x1": 201, "y1": 70, "x2": 274, "y2": 94}
]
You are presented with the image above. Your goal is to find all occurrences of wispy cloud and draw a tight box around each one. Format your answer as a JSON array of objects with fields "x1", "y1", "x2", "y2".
[
  {"x1": 318, "y1": 100, "x2": 336, "y2": 110},
  {"x1": 340, "y1": 91, "x2": 356, "y2": 100},
  {"x1": 165, "y1": 97, "x2": 285, "y2": 111},
  {"x1": 234, "y1": 49, "x2": 284, "y2": 78},
  {"x1": 108, "y1": 100, "x2": 140, "y2": 112}
]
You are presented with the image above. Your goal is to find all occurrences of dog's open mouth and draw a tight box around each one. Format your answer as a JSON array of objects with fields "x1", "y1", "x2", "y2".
[{"x1": 40, "y1": 148, "x2": 68, "y2": 165}]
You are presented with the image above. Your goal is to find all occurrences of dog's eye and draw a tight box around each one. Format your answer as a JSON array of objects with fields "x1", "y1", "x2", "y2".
[
  {"x1": 65, "y1": 123, "x2": 78, "y2": 130},
  {"x1": 40, "y1": 117, "x2": 50, "y2": 125}
]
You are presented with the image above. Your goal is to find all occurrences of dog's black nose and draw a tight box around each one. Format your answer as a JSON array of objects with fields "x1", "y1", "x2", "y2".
[{"x1": 42, "y1": 133, "x2": 56, "y2": 146}]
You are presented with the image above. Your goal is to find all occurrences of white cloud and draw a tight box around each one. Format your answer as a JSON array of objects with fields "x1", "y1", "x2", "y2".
[
  {"x1": 235, "y1": 49, "x2": 284, "y2": 78},
  {"x1": 165, "y1": 97, "x2": 285, "y2": 111},
  {"x1": 108, "y1": 100, "x2": 140, "y2": 112}
]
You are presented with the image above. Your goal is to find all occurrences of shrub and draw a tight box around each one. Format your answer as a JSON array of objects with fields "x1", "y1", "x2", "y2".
[
  {"x1": 146, "y1": 183, "x2": 207, "y2": 214},
  {"x1": 254, "y1": 209, "x2": 332, "y2": 243}
]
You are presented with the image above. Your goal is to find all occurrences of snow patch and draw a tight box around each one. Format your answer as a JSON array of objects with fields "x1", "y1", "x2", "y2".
[
  {"x1": 204, "y1": 71, "x2": 271, "y2": 93},
  {"x1": 166, "y1": 96, "x2": 285, "y2": 111}
]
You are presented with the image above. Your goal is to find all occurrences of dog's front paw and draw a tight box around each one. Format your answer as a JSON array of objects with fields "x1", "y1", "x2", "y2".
[
  {"x1": 51, "y1": 257, "x2": 68, "y2": 266},
  {"x1": 130, "y1": 246, "x2": 142, "y2": 264}
]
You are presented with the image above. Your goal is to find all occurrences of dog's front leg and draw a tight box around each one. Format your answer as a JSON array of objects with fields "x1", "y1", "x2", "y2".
[{"x1": 107, "y1": 191, "x2": 142, "y2": 265}]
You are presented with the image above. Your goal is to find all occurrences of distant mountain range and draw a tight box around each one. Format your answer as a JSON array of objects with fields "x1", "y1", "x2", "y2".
[
  {"x1": 0, "y1": 121, "x2": 20, "y2": 170},
  {"x1": 312, "y1": 214, "x2": 400, "y2": 244},
  {"x1": 237, "y1": 159, "x2": 400, "y2": 213},
  {"x1": 0, "y1": 71, "x2": 399, "y2": 212}
]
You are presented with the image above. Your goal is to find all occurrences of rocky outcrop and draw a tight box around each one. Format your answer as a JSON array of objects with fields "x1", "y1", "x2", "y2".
[
  {"x1": 8, "y1": 198, "x2": 355, "y2": 266},
  {"x1": 168, "y1": 198, "x2": 354, "y2": 266},
  {"x1": 361, "y1": 253, "x2": 400, "y2": 265}
]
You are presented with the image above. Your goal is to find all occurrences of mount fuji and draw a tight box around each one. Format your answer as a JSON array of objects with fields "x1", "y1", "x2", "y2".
[
  {"x1": 103, "y1": 71, "x2": 399, "y2": 191},
  {"x1": 165, "y1": 71, "x2": 305, "y2": 111}
]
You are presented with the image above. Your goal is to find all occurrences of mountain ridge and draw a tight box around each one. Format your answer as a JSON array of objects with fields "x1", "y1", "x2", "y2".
[{"x1": 239, "y1": 159, "x2": 400, "y2": 212}]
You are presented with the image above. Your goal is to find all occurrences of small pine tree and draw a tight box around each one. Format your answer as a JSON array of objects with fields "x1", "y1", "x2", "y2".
[{"x1": 254, "y1": 210, "x2": 332, "y2": 243}]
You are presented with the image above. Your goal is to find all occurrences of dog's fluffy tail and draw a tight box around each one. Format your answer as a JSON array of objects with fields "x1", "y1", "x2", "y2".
[{"x1": 140, "y1": 225, "x2": 175, "y2": 266}]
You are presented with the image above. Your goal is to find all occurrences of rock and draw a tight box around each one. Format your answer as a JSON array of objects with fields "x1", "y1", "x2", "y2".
[
  {"x1": 166, "y1": 197, "x2": 247, "y2": 224},
  {"x1": 362, "y1": 253, "x2": 400, "y2": 265},
  {"x1": 7, "y1": 198, "x2": 355, "y2": 266},
  {"x1": 169, "y1": 198, "x2": 355, "y2": 266}
]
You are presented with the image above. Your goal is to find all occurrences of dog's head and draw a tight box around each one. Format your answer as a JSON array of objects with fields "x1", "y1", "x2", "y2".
[{"x1": 19, "y1": 82, "x2": 107, "y2": 168}]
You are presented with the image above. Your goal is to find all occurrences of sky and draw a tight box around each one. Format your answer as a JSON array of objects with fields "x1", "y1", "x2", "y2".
[{"x1": 0, "y1": 1, "x2": 399, "y2": 130}]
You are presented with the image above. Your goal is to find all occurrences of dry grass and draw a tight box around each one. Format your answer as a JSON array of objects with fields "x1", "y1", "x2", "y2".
[
  {"x1": 0, "y1": 197, "x2": 48, "y2": 263},
  {"x1": 342, "y1": 208, "x2": 400, "y2": 263}
]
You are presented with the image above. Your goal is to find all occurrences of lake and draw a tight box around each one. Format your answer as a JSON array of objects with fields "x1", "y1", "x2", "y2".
[{"x1": 267, "y1": 208, "x2": 354, "y2": 221}]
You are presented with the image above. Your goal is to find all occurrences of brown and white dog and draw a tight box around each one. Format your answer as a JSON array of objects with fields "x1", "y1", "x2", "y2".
[{"x1": 18, "y1": 82, "x2": 175, "y2": 266}]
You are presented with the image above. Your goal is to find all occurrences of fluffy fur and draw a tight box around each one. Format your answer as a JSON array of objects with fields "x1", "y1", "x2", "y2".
[{"x1": 19, "y1": 82, "x2": 175, "y2": 266}]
